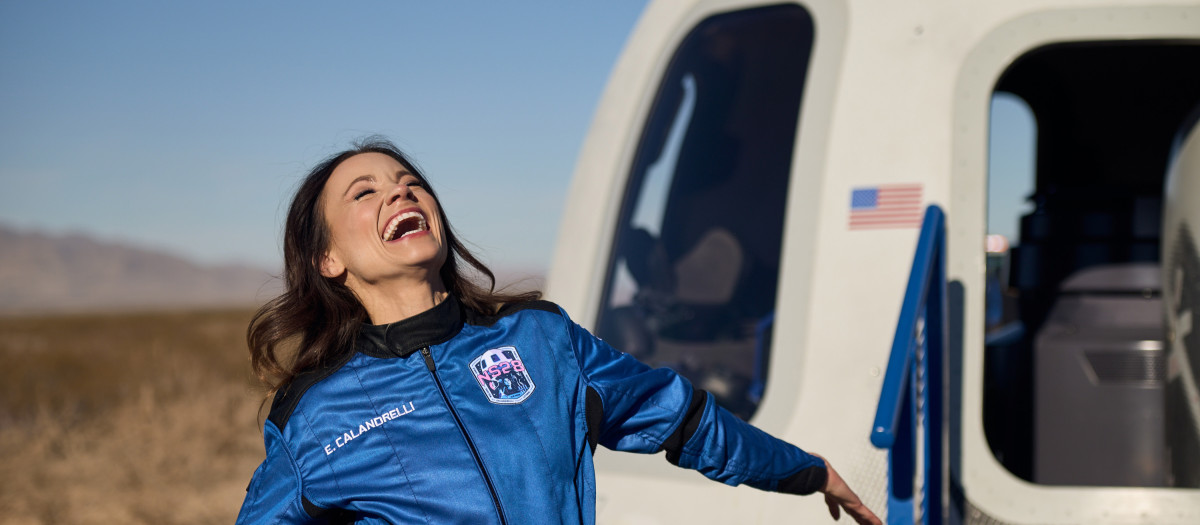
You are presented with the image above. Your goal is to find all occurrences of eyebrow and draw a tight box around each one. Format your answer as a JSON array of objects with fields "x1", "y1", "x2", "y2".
[{"x1": 341, "y1": 175, "x2": 376, "y2": 199}]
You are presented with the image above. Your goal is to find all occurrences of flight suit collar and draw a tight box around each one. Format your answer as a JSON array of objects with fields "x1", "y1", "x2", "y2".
[{"x1": 357, "y1": 294, "x2": 464, "y2": 358}]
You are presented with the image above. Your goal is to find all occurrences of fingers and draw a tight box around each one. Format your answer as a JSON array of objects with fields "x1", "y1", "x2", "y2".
[
  {"x1": 824, "y1": 493, "x2": 841, "y2": 520},
  {"x1": 841, "y1": 500, "x2": 882, "y2": 525},
  {"x1": 813, "y1": 454, "x2": 882, "y2": 525},
  {"x1": 835, "y1": 496, "x2": 880, "y2": 525}
]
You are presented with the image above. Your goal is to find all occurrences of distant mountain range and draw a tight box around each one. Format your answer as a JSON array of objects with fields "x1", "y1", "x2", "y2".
[
  {"x1": 0, "y1": 225, "x2": 547, "y2": 316},
  {"x1": 0, "y1": 225, "x2": 281, "y2": 315}
]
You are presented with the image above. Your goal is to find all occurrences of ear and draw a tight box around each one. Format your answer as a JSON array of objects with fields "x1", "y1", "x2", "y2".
[{"x1": 318, "y1": 250, "x2": 346, "y2": 279}]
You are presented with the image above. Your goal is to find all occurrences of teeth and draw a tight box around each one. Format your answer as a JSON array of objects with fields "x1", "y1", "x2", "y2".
[
  {"x1": 383, "y1": 211, "x2": 427, "y2": 241},
  {"x1": 399, "y1": 218, "x2": 427, "y2": 239}
]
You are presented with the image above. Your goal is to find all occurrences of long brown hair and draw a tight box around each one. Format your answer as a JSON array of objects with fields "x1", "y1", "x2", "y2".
[{"x1": 248, "y1": 138, "x2": 540, "y2": 393}]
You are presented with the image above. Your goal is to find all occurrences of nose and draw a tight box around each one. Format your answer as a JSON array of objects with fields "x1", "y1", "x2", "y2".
[{"x1": 386, "y1": 182, "x2": 415, "y2": 206}]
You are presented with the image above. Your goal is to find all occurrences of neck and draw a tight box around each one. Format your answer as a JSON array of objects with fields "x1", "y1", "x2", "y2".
[{"x1": 351, "y1": 275, "x2": 450, "y2": 325}]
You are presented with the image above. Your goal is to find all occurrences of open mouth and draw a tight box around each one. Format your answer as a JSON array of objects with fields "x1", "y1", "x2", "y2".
[{"x1": 382, "y1": 210, "x2": 429, "y2": 242}]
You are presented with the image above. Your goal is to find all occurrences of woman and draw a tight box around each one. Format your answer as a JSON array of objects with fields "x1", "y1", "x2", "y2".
[{"x1": 238, "y1": 139, "x2": 879, "y2": 524}]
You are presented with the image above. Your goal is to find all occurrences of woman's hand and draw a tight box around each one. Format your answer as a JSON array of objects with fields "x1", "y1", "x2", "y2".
[{"x1": 813, "y1": 454, "x2": 881, "y2": 524}]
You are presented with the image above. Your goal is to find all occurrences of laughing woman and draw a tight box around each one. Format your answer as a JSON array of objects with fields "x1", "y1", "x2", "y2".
[{"x1": 237, "y1": 139, "x2": 879, "y2": 524}]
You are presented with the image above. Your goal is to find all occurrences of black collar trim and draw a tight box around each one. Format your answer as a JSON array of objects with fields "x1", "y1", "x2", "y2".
[{"x1": 357, "y1": 295, "x2": 464, "y2": 358}]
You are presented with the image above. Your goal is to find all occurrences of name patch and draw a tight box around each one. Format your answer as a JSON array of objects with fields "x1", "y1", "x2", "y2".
[
  {"x1": 470, "y1": 346, "x2": 535, "y2": 404},
  {"x1": 324, "y1": 402, "x2": 415, "y2": 455}
]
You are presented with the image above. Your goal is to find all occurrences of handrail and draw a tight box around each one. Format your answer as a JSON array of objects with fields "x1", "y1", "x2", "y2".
[
  {"x1": 869, "y1": 205, "x2": 946, "y2": 525},
  {"x1": 871, "y1": 206, "x2": 944, "y2": 447}
]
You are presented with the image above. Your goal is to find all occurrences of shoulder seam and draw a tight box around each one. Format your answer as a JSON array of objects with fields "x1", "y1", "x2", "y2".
[
  {"x1": 267, "y1": 350, "x2": 357, "y2": 430},
  {"x1": 467, "y1": 299, "x2": 563, "y2": 327},
  {"x1": 498, "y1": 299, "x2": 562, "y2": 317}
]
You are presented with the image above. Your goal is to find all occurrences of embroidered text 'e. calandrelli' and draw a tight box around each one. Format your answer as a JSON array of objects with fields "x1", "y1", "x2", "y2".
[{"x1": 324, "y1": 402, "x2": 416, "y2": 455}]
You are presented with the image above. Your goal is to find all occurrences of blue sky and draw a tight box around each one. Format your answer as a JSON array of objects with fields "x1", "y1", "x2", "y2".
[
  {"x1": 0, "y1": 1, "x2": 648, "y2": 271},
  {"x1": 0, "y1": 1, "x2": 1033, "y2": 273},
  {"x1": 989, "y1": 93, "x2": 1037, "y2": 243}
]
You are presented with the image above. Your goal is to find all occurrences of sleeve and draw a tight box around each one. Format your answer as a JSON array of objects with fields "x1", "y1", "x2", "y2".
[
  {"x1": 237, "y1": 419, "x2": 314, "y2": 524},
  {"x1": 565, "y1": 314, "x2": 828, "y2": 495}
]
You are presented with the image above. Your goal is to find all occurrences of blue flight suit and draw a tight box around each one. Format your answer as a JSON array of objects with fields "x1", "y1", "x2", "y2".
[{"x1": 237, "y1": 296, "x2": 826, "y2": 524}]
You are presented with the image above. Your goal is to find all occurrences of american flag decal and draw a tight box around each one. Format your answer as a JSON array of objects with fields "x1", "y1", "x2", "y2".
[{"x1": 849, "y1": 184, "x2": 923, "y2": 230}]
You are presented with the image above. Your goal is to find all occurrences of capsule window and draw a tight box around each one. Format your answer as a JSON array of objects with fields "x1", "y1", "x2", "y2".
[
  {"x1": 594, "y1": 4, "x2": 814, "y2": 421},
  {"x1": 983, "y1": 41, "x2": 1200, "y2": 487}
]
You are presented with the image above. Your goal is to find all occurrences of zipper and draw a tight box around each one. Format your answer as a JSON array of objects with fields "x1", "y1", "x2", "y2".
[{"x1": 420, "y1": 347, "x2": 508, "y2": 525}]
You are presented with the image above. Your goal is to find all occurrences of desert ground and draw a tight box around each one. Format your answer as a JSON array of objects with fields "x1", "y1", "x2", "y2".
[{"x1": 0, "y1": 308, "x2": 266, "y2": 524}]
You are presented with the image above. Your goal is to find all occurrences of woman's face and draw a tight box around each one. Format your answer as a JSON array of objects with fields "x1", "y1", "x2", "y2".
[{"x1": 317, "y1": 152, "x2": 447, "y2": 289}]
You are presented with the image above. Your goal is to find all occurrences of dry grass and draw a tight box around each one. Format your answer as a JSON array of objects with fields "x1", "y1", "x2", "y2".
[{"x1": 0, "y1": 309, "x2": 267, "y2": 525}]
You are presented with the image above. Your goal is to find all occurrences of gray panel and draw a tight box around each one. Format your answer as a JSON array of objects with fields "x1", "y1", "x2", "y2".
[{"x1": 1034, "y1": 265, "x2": 1167, "y2": 487}]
